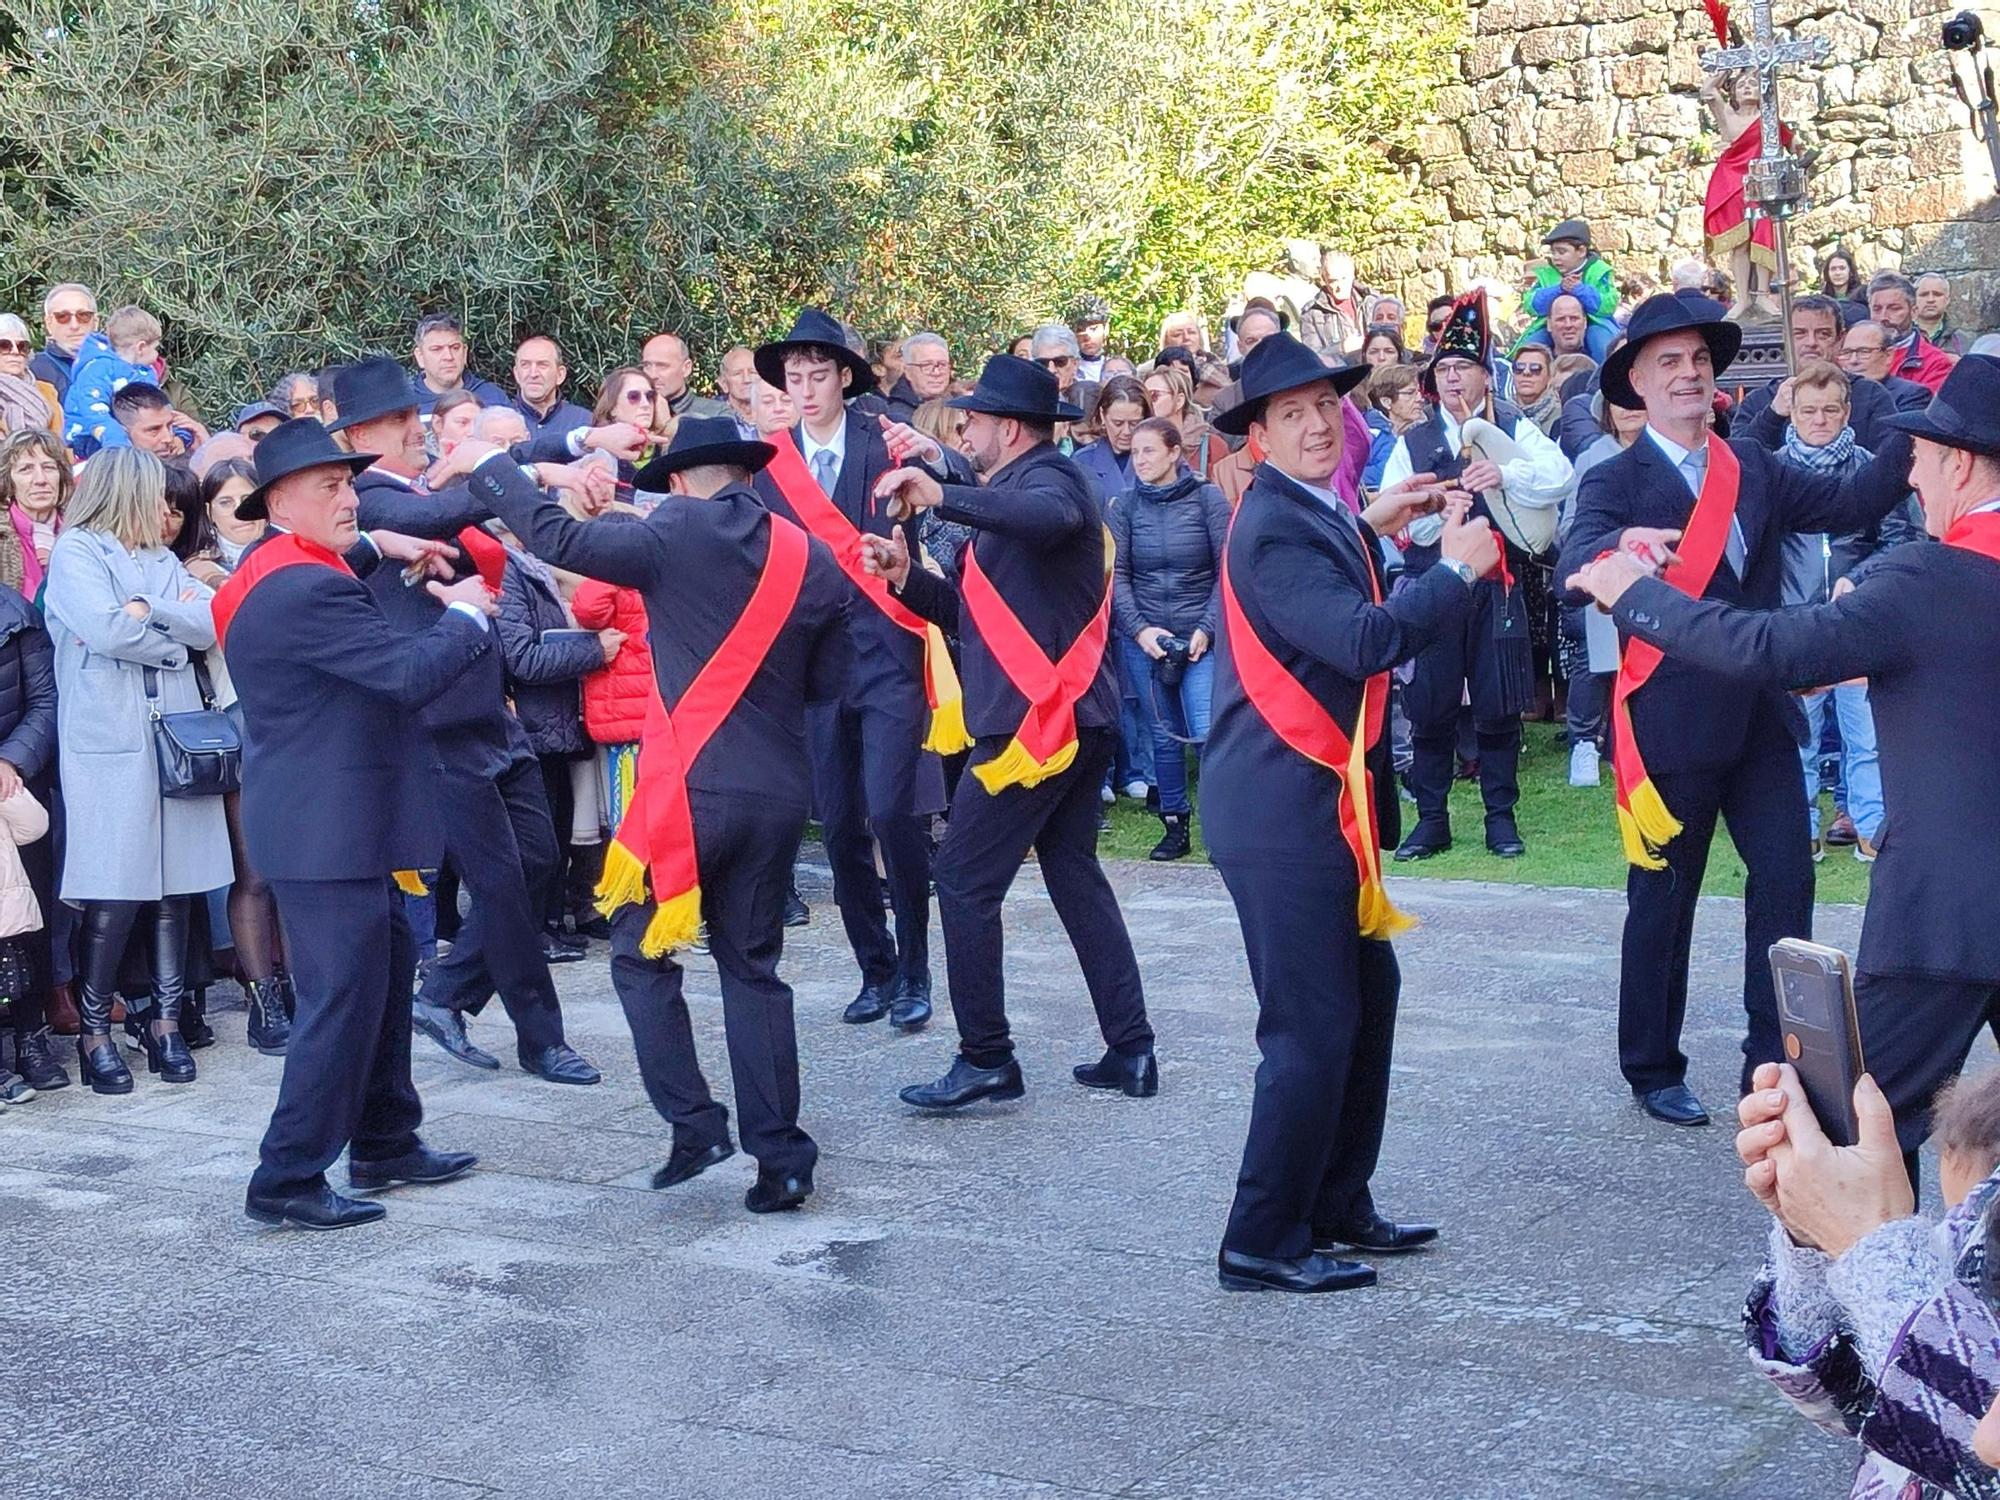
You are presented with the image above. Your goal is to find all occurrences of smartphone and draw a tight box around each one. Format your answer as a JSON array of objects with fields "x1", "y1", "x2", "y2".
[
  {"x1": 1768, "y1": 938, "x2": 1866, "y2": 1147},
  {"x1": 539, "y1": 628, "x2": 597, "y2": 647}
]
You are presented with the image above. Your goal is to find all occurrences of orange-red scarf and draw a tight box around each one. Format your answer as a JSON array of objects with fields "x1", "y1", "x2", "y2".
[
  {"x1": 1611, "y1": 435, "x2": 1742, "y2": 869},
  {"x1": 1219, "y1": 507, "x2": 1411, "y2": 939},
  {"x1": 1946, "y1": 510, "x2": 2000, "y2": 563},
  {"x1": 962, "y1": 533, "x2": 1112, "y2": 792},
  {"x1": 760, "y1": 431, "x2": 970, "y2": 753},
  {"x1": 595, "y1": 515, "x2": 810, "y2": 956}
]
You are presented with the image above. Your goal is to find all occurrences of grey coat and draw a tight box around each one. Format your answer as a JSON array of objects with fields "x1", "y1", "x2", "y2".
[{"x1": 44, "y1": 528, "x2": 233, "y2": 901}]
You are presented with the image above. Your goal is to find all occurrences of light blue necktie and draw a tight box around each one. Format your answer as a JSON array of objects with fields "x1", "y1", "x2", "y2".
[
  {"x1": 1681, "y1": 447, "x2": 1746, "y2": 575},
  {"x1": 811, "y1": 448, "x2": 838, "y2": 496}
]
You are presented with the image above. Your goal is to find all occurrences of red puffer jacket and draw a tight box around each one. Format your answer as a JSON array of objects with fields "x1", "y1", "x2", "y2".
[{"x1": 570, "y1": 579, "x2": 653, "y2": 744}]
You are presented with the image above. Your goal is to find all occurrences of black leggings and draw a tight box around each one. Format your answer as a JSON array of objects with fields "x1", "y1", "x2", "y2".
[
  {"x1": 77, "y1": 897, "x2": 190, "y2": 1025},
  {"x1": 223, "y1": 789, "x2": 285, "y2": 981}
]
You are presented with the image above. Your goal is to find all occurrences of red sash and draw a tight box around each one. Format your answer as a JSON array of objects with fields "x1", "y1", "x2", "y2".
[
  {"x1": 962, "y1": 534, "x2": 1112, "y2": 792},
  {"x1": 595, "y1": 515, "x2": 809, "y2": 957},
  {"x1": 455, "y1": 525, "x2": 508, "y2": 593},
  {"x1": 1219, "y1": 507, "x2": 1412, "y2": 939},
  {"x1": 1610, "y1": 435, "x2": 1742, "y2": 868},
  {"x1": 1946, "y1": 511, "x2": 2000, "y2": 563},
  {"x1": 212, "y1": 533, "x2": 354, "y2": 650},
  {"x1": 760, "y1": 432, "x2": 970, "y2": 753}
]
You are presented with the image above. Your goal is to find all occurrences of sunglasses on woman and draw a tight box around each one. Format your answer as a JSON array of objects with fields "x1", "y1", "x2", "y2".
[{"x1": 0, "y1": 340, "x2": 28, "y2": 355}]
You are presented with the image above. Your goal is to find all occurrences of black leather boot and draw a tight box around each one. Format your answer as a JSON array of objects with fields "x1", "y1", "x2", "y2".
[
  {"x1": 74, "y1": 984, "x2": 133, "y2": 1096},
  {"x1": 140, "y1": 900, "x2": 196, "y2": 1084},
  {"x1": 181, "y1": 987, "x2": 216, "y2": 1050},
  {"x1": 1148, "y1": 813, "x2": 1192, "y2": 862},
  {"x1": 246, "y1": 977, "x2": 291, "y2": 1056},
  {"x1": 275, "y1": 968, "x2": 298, "y2": 1021}
]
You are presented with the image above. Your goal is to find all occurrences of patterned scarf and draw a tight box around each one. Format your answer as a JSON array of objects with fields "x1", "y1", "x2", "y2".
[
  {"x1": 1518, "y1": 389, "x2": 1561, "y2": 437},
  {"x1": 1781, "y1": 423, "x2": 1858, "y2": 473}
]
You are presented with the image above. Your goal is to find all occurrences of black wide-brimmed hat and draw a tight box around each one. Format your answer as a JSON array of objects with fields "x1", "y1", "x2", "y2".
[
  {"x1": 327, "y1": 356, "x2": 421, "y2": 432},
  {"x1": 1419, "y1": 289, "x2": 1492, "y2": 397},
  {"x1": 1884, "y1": 353, "x2": 2000, "y2": 457},
  {"x1": 1600, "y1": 293, "x2": 1742, "y2": 410},
  {"x1": 633, "y1": 415, "x2": 776, "y2": 490},
  {"x1": 236, "y1": 418, "x2": 377, "y2": 520},
  {"x1": 754, "y1": 308, "x2": 878, "y2": 399},
  {"x1": 1211, "y1": 332, "x2": 1369, "y2": 437},
  {"x1": 947, "y1": 354, "x2": 1085, "y2": 424}
]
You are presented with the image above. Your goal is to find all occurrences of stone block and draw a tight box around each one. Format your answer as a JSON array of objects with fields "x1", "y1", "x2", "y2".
[
  {"x1": 1609, "y1": 55, "x2": 1667, "y2": 97},
  {"x1": 1797, "y1": 12, "x2": 1882, "y2": 66},
  {"x1": 1445, "y1": 177, "x2": 1496, "y2": 218},
  {"x1": 1666, "y1": 42, "x2": 1705, "y2": 90},
  {"x1": 1517, "y1": 25, "x2": 1588, "y2": 64},
  {"x1": 1536, "y1": 98, "x2": 1617, "y2": 153},
  {"x1": 1553, "y1": 150, "x2": 1612, "y2": 187},
  {"x1": 1632, "y1": 14, "x2": 1676, "y2": 50},
  {"x1": 1853, "y1": 155, "x2": 1913, "y2": 191},
  {"x1": 1464, "y1": 36, "x2": 1516, "y2": 80},
  {"x1": 1851, "y1": 59, "x2": 1915, "y2": 106},
  {"x1": 1627, "y1": 93, "x2": 1699, "y2": 138},
  {"x1": 1434, "y1": 84, "x2": 1479, "y2": 122},
  {"x1": 1906, "y1": 131, "x2": 1963, "y2": 178},
  {"x1": 1417, "y1": 122, "x2": 1462, "y2": 160},
  {"x1": 1876, "y1": 178, "x2": 1970, "y2": 224}
]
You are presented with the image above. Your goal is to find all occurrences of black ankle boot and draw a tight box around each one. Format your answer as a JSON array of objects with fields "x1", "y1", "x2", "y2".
[
  {"x1": 274, "y1": 969, "x2": 297, "y2": 1021},
  {"x1": 181, "y1": 988, "x2": 216, "y2": 1050},
  {"x1": 246, "y1": 978, "x2": 291, "y2": 1056},
  {"x1": 1148, "y1": 813, "x2": 1192, "y2": 862},
  {"x1": 74, "y1": 983, "x2": 133, "y2": 1095}
]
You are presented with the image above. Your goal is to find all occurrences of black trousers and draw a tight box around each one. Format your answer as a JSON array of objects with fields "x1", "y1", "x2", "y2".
[
  {"x1": 1404, "y1": 580, "x2": 1523, "y2": 826},
  {"x1": 1216, "y1": 854, "x2": 1398, "y2": 1259},
  {"x1": 933, "y1": 727, "x2": 1152, "y2": 1067},
  {"x1": 420, "y1": 757, "x2": 566, "y2": 1053},
  {"x1": 1856, "y1": 969, "x2": 2000, "y2": 1179},
  {"x1": 811, "y1": 696, "x2": 932, "y2": 990},
  {"x1": 1618, "y1": 714, "x2": 1813, "y2": 1094},
  {"x1": 608, "y1": 793, "x2": 816, "y2": 1177},
  {"x1": 253, "y1": 878, "x2": 423, "y2": 1197}
]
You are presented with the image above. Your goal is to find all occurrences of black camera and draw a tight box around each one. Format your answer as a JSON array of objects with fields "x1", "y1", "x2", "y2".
[
  {"x1": 1945, "y1": 9, "x2": 1984, "y2": 51},
  {"x1": 1155, "y1": 635, "x2": 1192, "y2": 689}
]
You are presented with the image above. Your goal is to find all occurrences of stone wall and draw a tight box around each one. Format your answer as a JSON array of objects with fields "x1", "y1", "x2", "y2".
[{"x1": 1376, "y1": 0, "x2": 1999, "y2": 321}]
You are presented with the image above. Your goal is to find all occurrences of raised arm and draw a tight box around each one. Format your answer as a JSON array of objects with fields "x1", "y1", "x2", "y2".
[
  {"x1": 276, "y1": 576, "x2": 493, "y2": 708},
  {"x1": 466, "y1": 452, "x2": 659, "y2": 590},
  {"x1": 1252, "y1": 530, "x2": 1472, "y2": 680},
  {"x1": 934, "y1": 472, "x2": 1091, "y2": 548},
  {"x1": 1770, "y1": 431, "x2": 1916, "y2": 537},
  {"x1": 353, "y1": 475, "x2": 493, "y2": 539}
]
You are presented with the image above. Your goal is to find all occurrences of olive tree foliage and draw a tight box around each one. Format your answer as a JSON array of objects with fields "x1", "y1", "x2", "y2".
[{"x1": 0, "y1": 0, "x2": 1457, "y2": 407}]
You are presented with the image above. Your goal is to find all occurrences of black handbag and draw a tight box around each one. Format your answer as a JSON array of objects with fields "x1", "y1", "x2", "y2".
[{"x1": 144, "y1": 658, "x2": 241, "y2": 799}]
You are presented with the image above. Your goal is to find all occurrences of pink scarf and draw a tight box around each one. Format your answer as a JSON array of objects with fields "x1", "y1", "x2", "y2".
[{"x1": 10, "y1": 505, "x2": 57, "y2": 599}]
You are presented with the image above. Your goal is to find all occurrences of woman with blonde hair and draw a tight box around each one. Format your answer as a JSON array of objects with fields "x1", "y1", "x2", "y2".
[
  {"x1": 0, "y1": 428, "x2": 73, "y2": 602},
  {"x1": 1141, "y1": 363, "x2": 1215, "y2": 477},
  {"x1": 43, "y1": 448, "x2": 232, "y2": 1092},
  {"x1": 0, "y1": 313, "x2": 61, "y2": 437}
]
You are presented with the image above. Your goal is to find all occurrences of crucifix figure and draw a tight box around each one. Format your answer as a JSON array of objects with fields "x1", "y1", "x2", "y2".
[{"x1": 1699, "y1": 0, "x2": 1830, "y2": 340}]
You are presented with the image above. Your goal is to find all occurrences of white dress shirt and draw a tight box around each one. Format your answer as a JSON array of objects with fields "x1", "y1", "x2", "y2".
[
  {"x1": 1384, "y1": 405, "x2": 1571, "y2": 546},
  {"x1": 800, "y1": 416, "x2": 848, "y2": 494},
  {"x1": 1644, "y1": 425, "x2": 1747, "y2": 574}
]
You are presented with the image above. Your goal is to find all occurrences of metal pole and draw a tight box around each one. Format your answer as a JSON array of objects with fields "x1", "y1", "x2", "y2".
[{"x1": 1773, "y1": 214, "x2": 1798, "y2": 373}]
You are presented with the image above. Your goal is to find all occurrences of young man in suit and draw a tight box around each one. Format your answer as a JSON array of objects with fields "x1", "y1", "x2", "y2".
[
  {"x1": 461, "y1": 417, "x2": 851, "y2": 1214},
  {"x1": 1569, "y1": 354, "x2": 2000, "y2": 1183},
  {"x1": 861, "y1": 356, "x2": 1158, "y2": 1112},
  {"x1": 1555, "y1": 294, "x2": 1914, "y2": 1129},
  {"x1": 752, "y1": 309, "x2": 941, "y2": 1032},
  {"x1": 219, "y1": 420, "x2": 493, "y2": 1230},
  {"x1": 1200, "y1": 332, "x2": 1500, "y2": 1294}
]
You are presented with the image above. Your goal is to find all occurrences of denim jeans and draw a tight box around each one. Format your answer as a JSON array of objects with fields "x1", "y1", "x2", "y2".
[
  {"x1": 1110, "y1": 638, "x2": 1158, "y2": 792},
  {"x1": 1119, "y1": 638, "x2": 1213, "y2": 815},
  {"x1": 1799, "y1": 683, "x2": 1883, "y2": 840}
]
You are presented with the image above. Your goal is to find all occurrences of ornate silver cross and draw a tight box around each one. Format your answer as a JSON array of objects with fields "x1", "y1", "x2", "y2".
[{"x1": 1700, "y1": 0, "x2": 1830, "y2": 213}]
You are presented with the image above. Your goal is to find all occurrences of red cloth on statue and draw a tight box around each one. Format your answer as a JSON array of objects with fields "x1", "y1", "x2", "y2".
[{"x1": 1704, "y1": 121, "x2": 1791, "y2": 269}]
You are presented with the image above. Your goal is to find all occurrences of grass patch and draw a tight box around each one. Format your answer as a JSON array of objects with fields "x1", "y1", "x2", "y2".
[{"x1": 1103, "y1": 722, "x2": 1871, "y2": 906}]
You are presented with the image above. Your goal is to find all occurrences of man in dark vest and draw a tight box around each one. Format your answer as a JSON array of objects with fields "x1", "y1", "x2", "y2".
[
  {"x1": 461, "y1": 417, "x2": 851, "y2": 1214},
  {"x1": 1570, "y1": 355, "x2": 2000, "y2": 1182},
  {"x1": 751, "y1": 308, "x2": 951, "y2": 1033},
  {"x1": 858, "y1": 355, "x2": 1158, "y2": 1111},
  {"x1": 1380, "y1": 291, "x2": 1572, "y2": 860},
  {"x1": 218, "y1": 420, "x2": 493, "y2": 1230},
  {"x1": 1202, "y1": 332, "x2": 1501, "y2": 1293},
  {"x1": 330, "y1": 358, "x2": 599, "y2": 1087},
  {"x1": 1556, "y1": 294, "x2": 1915, "y2": 1128}
]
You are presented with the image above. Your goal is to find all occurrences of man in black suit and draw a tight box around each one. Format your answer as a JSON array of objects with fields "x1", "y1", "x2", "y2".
[
  {"x1": 1569, "y1": 354, "x2": 2000, "y2": 1183},
  {"x1": 464, "y1": 417, "x2": 851, "y2": 1214},
  {"x1": 219, "y1": 420, "x2": 492, "y2": 1230},
  {"x1": 1556, "y1": 295, "x2": 1914, "y2": 1128},
  {"x1": 860, "y1": 355, "x2": 1158, "y2": 1111},
  {"x1": 1200, "y1": 333, "x2": 1499, "y2": 1294},
  {"x1": 751, "y1": 309, "x2": 940, "y2": 1032},
  {"x1": 329, "y1": 358, "x2": 600, "y2": 1086},
  {"x1": 1735, "y1": 297, "x2": 1911, "y2": 452}
]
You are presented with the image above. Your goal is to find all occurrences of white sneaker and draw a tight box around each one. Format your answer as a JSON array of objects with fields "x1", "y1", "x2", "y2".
[
  {"x1": 1122, "y1": 780, "x2": 1151, "y2": 800},
  {"x1": 1099, "y1": 783, "x2": 1115, "y2": 806},
  {"x1": 1568, "y1": 741, "x2": 1601, "y2": 788}
]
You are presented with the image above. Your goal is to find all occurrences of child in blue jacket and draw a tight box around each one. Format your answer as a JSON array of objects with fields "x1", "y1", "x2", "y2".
[{"x1": 62, "y1": 307, "x2": 165, "y2": 457}]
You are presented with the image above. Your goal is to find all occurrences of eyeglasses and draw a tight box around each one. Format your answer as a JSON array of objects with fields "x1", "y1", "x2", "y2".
[
  {"x1": 47, "y1": 308, "x2": 95, "y2": 325},
  {"x1": 906, "y1": 360, "x2": 950, "y2": 374},
  {"x1": 1427, "y1": 320, "x2": 1449, "y2": 335},
  {"x1": 619, "y1": 388, "x2": 655, "y2": 405},
  {"x1": 0, "y1": 341, "x2": 27, "y2": 355},
  {"x1": 1037, "y1": 355, "x2": 1075, "y2": 368}
]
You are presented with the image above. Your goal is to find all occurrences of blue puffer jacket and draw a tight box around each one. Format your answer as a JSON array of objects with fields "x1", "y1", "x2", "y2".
[
  {"x1": 497, "y1": 552, "x2": 605, "y2": 756},
  {"x1": 0, "y1": 585, "x2": 57, "y2": 782},
  {"x1": 61, "y1": 331, "x2": 160, "y2": 458}
]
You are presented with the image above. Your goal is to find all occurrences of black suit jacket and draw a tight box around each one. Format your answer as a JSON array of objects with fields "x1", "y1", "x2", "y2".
[
  {"x1": 352, "y1": 466, "x2": 520, "y2": 775},
  {"x1": 469, "y1": 467, "x2": 850, "y2": 817},
  {"x1": 1202, "y1": 465, "x2": 1472, "y2": 865},
  {"x1": 895, "y1": 442, "x2": 1120, "y2": 738},
  {"x1": 1557, "y1": 429, "x2": 1914, "y2": 775},
  {"x1": 224, "y1": 535, "x2": 491, "y2": 881},
  {"x1": 1613, "y1": 540, "x2": 2000, "y2": 983}
]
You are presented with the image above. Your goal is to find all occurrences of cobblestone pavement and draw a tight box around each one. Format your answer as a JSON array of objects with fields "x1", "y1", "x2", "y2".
[{"x1": 1, "y1": 861, "x2": 1872, "y2": 1499}]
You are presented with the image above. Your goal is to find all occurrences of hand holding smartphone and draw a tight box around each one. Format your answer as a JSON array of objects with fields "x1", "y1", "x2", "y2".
[{"x1": 1768, "y1": 938, "x2": 1866, "y2": 1147}]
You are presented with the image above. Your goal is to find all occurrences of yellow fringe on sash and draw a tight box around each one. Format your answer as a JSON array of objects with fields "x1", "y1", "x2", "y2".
[
  {"x1": 593, "y1": 839, "x2": 650, "y2": 919},
  {"x1": 1345, "y1": 701, "x2": 1415, "y2": 941},
  {"x1": 921, "y1": 625, "x2": 973, "y2": 756},
  {"x1": 973, "y1": 734, "x2": 1078, "y2": 793},
  {"x1": 636, "y1": 886, "x2": 703, "y2": 959},
  {"x1": 393, "y1": 870, "x2": 428, "y2": 896},
  {"x1": 1617, "y1": 776, "x2": 1683, "y2": 872},
  {"x1": 1357, "y1": 881, "x2": 1417, "y2": 942}
]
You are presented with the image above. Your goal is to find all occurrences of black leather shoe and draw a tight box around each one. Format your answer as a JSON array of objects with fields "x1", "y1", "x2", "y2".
[
  {"x1": 573, "y1": 914, "x2": 613, "y2": 941},
  {"x1": 349, "y1": 1145, "x2": 479, "y2": 1191},
  {"x1": 1315, "y1": 1212, "x2": 1439, "y2": 1256},
  {"x1": 888, "y1": 976, "x2": 933, "y2": 1030},
  {"x1": 1217, "y1": 1248, "x2": 1377, "y2": 1294},
  {"x1": 75, "y1": 1034, "x2": 133, "y2": 1096},
  {"x1": 1072, "y1": 1048, "x2": 1159, "y2": 1098},
  {"x1": 745, "y1": 1169, "x2": 812, "y2": 1214},
  {"x1": 899, "y1": 1055, "x2": 1026, "y2": 1111},
  {"x1": 411, "y1": 999, "x2": 500, "y2": 1070},
  {"x1": 539, "y1": 934, "x2": 587, "y2": 965},
  {"x1": 139, "y1": 1024, "x2": 197, "y2": 1084},
  {"x1": 1485, "y1": 815, "x2": 1527, "y2": 858},
  {"x1": 651, "y1": 1139, "x2": 734, "y2": 1190},
  {"x1": 245, "y1": 1183, "x2": 387, "y2": 1231},
  {"x1": 783, "y1": 889, "x2": 810, "y2": 928},
  {"x1": 842, "y1": 983, "x2": 892, "y2": 1025},
  {"x1": 1394, "y1": 822, "x2": 1452, "y2": 862},
  {"x1": 519, "y1": 1043, "x2": 602, "y2": 1086},
  {"x1": 1636, "y1": 1083, "x2": 1710, "y2": 1127}
]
